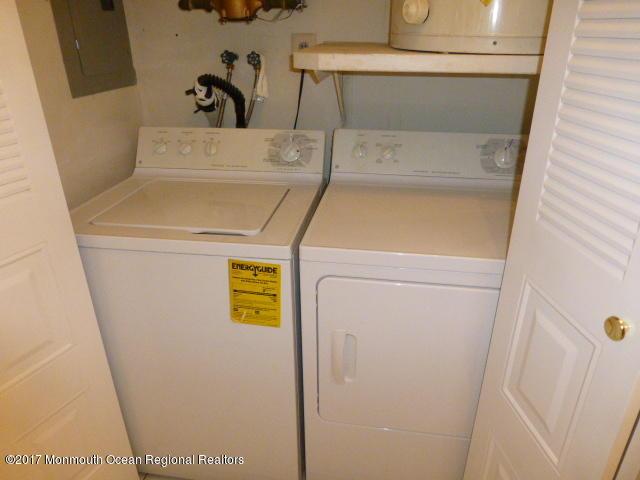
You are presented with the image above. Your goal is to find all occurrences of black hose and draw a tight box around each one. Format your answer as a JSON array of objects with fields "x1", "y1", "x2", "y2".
[
  {"x1": 186, "y1": 74, "x2": 247, "y2": 128},
  {"x1": 178, "y1": 0, "x2": 214, "y2": 11}
]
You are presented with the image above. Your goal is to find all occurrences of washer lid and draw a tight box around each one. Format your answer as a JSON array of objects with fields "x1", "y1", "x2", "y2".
[{"x1": 90, "y1": 180, "x2": 289, "y2": 236}]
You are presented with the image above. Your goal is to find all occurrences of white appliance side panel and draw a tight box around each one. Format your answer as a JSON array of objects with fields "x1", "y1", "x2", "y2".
[
  {"x1": 317, "y1": 276, "x2": 499, "y2": 438},
  {"x1": 79, "y1": 248, "x2": 300, "y2": 480}
]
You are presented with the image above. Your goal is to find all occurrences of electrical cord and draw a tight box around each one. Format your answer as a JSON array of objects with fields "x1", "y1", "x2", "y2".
[{"x1": 293, "y1": 69, "x2": 305, "y2": 130}]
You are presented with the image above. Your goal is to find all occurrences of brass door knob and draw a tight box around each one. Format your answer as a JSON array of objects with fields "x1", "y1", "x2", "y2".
[{"x1": 604, "y1": 316, "x2": 631, "y2": 342}]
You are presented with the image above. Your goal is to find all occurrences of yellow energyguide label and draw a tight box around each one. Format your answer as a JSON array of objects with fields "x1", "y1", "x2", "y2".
[
  {"x1": 228, "y1": 259, "x2": 282, "y2": 328},
  {"x1": 480, "y1": 0, "x2": 493, "y2": 5}
]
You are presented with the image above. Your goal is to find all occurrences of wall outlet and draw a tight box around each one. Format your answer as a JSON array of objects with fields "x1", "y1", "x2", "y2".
[{"x1": 291, "y1": 33, "x2": 317, "y2": 53}]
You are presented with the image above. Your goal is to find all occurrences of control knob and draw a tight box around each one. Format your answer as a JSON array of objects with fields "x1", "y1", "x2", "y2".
[
  {"x1": 352, "y1": 142, "x2": 368, "y2": 160},
  {"x1": 178, "y1": 141, "x2": 193, "y2": 156},
  {"x1": 279, "y1": 135, "x2": 302, "y2": 164},
  {"x1": 204, "y1": 140, "x2": 219, "y2": 157},
  {"x1": 493, "y1": 140, "x2": 518, "y2": 169},
  {"x1": 153, "y1": 140, "x2": 168, "y2": 155},
  {"x1": 381, "y1": 145, "x2": 397, "y2": 161}
]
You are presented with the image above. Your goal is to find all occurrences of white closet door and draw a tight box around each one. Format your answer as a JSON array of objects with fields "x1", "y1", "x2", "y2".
[
  {"x1": 616, "y1": 419, "x2": 640, "y2": 480},
  {"x1": 465, "y1": 0, "x2": 640, "y2": 479},
  {"x1": 0, "y1": 1, "x2": 136, "y2": 478}
]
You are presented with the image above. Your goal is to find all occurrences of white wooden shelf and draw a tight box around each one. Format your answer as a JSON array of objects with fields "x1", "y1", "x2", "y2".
[
  {"x1": 293, "y1": 42, "x2": 542, "y2": 126},
  {"x1": 293, "y1": 42, "x2": 543, "y2": 75}
]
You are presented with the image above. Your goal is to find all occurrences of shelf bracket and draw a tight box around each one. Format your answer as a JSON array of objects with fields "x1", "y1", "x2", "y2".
[{"x1": 332, "y1": 72, "x2": 346, "y2": 127}]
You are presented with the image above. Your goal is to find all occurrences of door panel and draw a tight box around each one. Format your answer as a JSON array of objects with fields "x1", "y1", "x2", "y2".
[
  {"x1": 617, "y1": 412, "x2": 640, "y2": 480},
  {"x1": 465, "y1": 0, "x2": 640, "y2": 478},
  {"x1": 0, "y1": 1, "x2": 135, "y2": 478},
  {"x1": 502, "y1": 282, "x2": 598, "y2": 465},
  {"x1": 0, "y1": 246, "x2": 73, "y2": 391},
  {"x1": 482, "y1": 436, "x2": 519, "y2": 480},
  {"x1": 317, "y1": 276, "x2": 499, "y2": 438},
  {"x1": 14, "y1": 396, "x2": 103, "y2": 480}
]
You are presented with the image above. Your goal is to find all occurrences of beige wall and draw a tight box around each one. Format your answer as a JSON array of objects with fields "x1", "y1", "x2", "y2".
[
  {"x1": 18, "y1": 0, "x2": 537, "y2": 208},
  {"x1": 123, "y1": 0, "x2": 537, "y2": 135},
  {"x1": 17, "y1": 0, "x2": 142, "y2": 208}
]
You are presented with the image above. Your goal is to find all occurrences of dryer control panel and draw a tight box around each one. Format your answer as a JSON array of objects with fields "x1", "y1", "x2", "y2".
[
  {"x1": 136, "y1": 127, "x2": 325, "y2": 174},
  {"x1": 332, "y1": 129, "x2": 527, "y2": 185}
]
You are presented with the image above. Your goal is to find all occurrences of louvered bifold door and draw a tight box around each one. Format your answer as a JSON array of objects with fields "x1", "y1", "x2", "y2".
[
  {"x1": 0, "y1": 1, "x2": 136, "y2": 479},
  {"x1": 0, "y1": 89, "x2": 30, "y2": 200},
  {"x1": 541, "y1": 0, "x2": 640, "y2": 279},
  {"x1": 465, "y1": 1, "x2": 640, "y2": 479}
]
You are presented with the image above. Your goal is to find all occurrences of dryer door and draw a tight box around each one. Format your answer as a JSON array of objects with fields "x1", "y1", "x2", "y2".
[{"x1": 317, "y1": 276, "x2": 499, "y2": 438}]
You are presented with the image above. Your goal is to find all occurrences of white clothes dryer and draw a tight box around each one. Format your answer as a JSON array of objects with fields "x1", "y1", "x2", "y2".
[
  {"x1": 72, "y1": 127, "x2": 325, "y2": 480},
  {"x1": 300, "y1": 129, "x2": 525, "y2": 480}
]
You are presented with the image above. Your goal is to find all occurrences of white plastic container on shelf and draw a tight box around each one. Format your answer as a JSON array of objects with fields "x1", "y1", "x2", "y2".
[{"x1": 390, "y1": 0, "x2": 552, "y2": 54}]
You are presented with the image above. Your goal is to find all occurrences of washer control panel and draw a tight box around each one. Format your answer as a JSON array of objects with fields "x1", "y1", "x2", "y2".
[
  {"x1": 332, "y1": 129, "x2": 527, "y2": 181},
  {"x1": 137, "y1": 127, "x2": 324, "y2": 173}
]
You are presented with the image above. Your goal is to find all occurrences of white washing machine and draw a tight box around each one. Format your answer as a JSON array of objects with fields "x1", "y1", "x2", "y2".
[
  {"x1": 72, "y1": 127, "x2": 325, "y2": 480},
  {"x1": 300, "y1": 129, "x2": 525, "y2": 480}
]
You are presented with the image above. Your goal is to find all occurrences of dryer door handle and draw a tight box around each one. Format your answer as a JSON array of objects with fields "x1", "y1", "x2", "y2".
[{"x1": 331, "y1": 330, "x2": 357, "y2": 384}]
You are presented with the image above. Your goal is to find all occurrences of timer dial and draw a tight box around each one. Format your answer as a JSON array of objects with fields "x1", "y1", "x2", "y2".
[
  {"x1": 493, "y1": 140, "x2": 518, "y2": 169},
  {"x1": 268, "y1": 132, "x2": 315, "y2": 167},
  {"x1": 279, "y1": 136, "x2": 303, "y2": 164}
]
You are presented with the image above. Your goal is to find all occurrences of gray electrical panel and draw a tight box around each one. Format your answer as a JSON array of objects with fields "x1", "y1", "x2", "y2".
[{"x1": 51, "y1": 0, "x2": 136, "y2": 98}]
